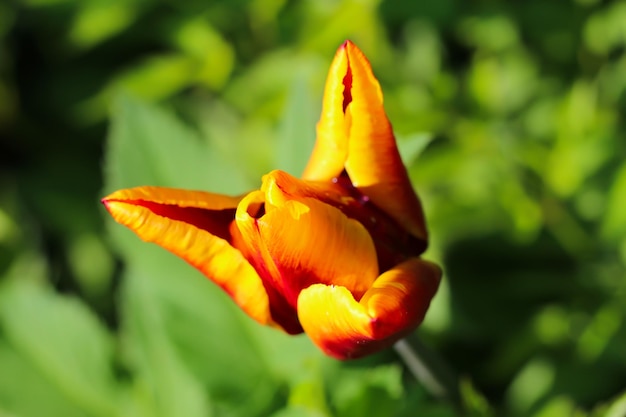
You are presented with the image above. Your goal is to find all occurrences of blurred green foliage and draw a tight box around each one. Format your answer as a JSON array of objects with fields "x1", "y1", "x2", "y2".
[{"x1": 1, "y1": 0, "x2": 625, "y2": 416}]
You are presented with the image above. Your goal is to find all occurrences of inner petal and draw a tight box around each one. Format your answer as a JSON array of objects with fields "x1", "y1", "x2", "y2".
[
  {"x1": 233, "y1": 191, "x2": 303, "y2": 334},
  {"x1": 102, "y1": 186, "x2": 243, "y2": 244},
  {"x1": 259, "y1": 196, "x2": 379, "y2": 309},
  {"x1": 134, "y1": 201, "x2": 235, "y2": 242},
  {"x1": 266, "y1": 170, "x2": 427, "y2": 271}
]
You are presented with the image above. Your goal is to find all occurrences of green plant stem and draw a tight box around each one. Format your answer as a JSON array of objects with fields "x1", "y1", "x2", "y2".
[{"x1": 394, "y1": 334, "x2": 463, "y2": 411}]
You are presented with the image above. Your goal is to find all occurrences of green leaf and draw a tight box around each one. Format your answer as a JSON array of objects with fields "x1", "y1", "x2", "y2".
[
  {"x1": 118, "y1": 265, "x2": 212, "y2": 417},
  {"x1": 284, "y1": 358, "x2": 332, "y2": 417},
  {"x1": 274, "y1": 72, "x2": 318, "y2": 176},
  {"x1": 532, "y1": 396, "x2": 577, "y2": 417},
  {"x1": 505, "y1": 358, "x2": 555, "y2": 415},
  {"x1": 329, "y1": 364, "x2": 404, "y2": 417},
  {"x1": 603, "y1": 162, "x2": 626, "y2": 242},
  {"x1": 172, "y1": 18, "x2": 235, "y2": 90},
  {"x1": 270, "y1": 406, "x2": 328, "y2": 417},
  {"x1": 0, "y1": 340, "x2": 90, "y2": 417},
  {"x1": 116, "y1": 237, "x2": 324, "y2": 416},
  {"x1": 123, "y1": 249, "x2": 276, "y2": 416},
  {"x1": 223, "y1": 50, "x2": 317, "y2": 115},
  {"x1": 397, "y1": 133, "x2": 433, "y2": 166},
  {"x1": 593, "y1": 390, "x2": 626, "y2": 417},
  {"x1": 103, "y1": 93, "x2": 252, "y2": 194},
  {"x1": 459, "y1": 378, "x2": 493, "y2": 417},
  {"x1": 68, "y1": 2, "x2": 138, "y2": 50},
  {"x1": 0, "y1": 278, "x2": 118, "y2": 417}
]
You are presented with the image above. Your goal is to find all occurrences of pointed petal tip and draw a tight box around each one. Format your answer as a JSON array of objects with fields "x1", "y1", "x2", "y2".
[
  {"x1": 340, "y1": 39, "x2": 356, "y2": 52},
  {"x1": 101, "y1": 195, "x2": 117, "y2": 211},
  {"x1": 102, "y1": 187, "x2": 280, "y2": 331},
  {"x1": 339, "y1": 40, "x2": 370, "y2": 66},
  {"x1": 101, "y1": 187, "x2": 131, "y2": 202},
  {"x1": 339, "y1": 39, "x2": 359, "y2": 50},
  {"x1": 100, "y1": 197, "x2": 124, "y2": 219},
  {"x1": 100, "y1": 190, "x2": 141, "y2": 219}
]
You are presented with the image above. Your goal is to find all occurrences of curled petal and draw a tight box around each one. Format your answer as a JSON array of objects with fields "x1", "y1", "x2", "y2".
[
  {"x1": 297, "y1": 258, "x2": 441, "y2": 360},
  {"x1": 102, "y1": 186, "x2": 277, "y2": 329},
  {"x1": 260, "y1": 197, "x2": 379, "y2": 306},
  {"x1": 234, "y1": 177, "x2": 379, "y2": 329},
  {"x1": 233, "y1": 190, "x2": 305, "y2": 334}
]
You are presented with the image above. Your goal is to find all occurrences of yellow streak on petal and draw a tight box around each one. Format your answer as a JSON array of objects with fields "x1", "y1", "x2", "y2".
[
  {"x1": 233, "y1": 189, "x2": 308, "y2": 333},
  {"x1": 234, "y1": 190, "x2": 283, "y2": 288},
  {"x1": 298, "y1": 258, "x2": 441, "y2": 360},
  {"x1": 102, "y1": 186, "x2": 276, "y2": 329},
  {"x1": 260, "y1": 196, "x2": 378, "y2": 306},
  {"x1": 104, "y1": 186, "x2": 243, "y2": 210},
  {"x1": 237, "y1": 174, "x2": 379, "y2": 309},
  {"x1": 302, "y1": 42, "x2": 350, "y2": 181}
]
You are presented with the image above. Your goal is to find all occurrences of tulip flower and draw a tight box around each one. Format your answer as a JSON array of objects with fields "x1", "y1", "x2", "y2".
[{"x1": 102, "y1": 41, "x2": 441, "y2": 360}]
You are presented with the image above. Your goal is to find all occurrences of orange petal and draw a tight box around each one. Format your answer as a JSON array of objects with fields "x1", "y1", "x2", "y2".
[
  {"x1": 301, "y1": 41, "x2": 350, "y2": 181},
  {"x1": 303, "y1": 41, "x2": 428, "y2": 243},
  {"x1": 232, "y1": 190, "x2": 306, "y2": 334},
  {"x1": 297, "y1": 258, "x2": 441, "y2": 360},
  {"x1": 264, "y1": 169, "x2": 427, "y2": 265},
  {"x1": 102, "y1": 186, "x2": 277, "y2": 329},
  {"x1": 341, "y1": 41, "x2": 428, "y2": 243},
  {"x1": 235, "y1": 174, "x2": 379, "y2": 311}
]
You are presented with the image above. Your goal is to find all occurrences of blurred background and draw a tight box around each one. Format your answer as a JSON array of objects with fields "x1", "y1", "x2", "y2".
[{"x1": 1, "y1": 0, "x2": 625, "y2": 416}]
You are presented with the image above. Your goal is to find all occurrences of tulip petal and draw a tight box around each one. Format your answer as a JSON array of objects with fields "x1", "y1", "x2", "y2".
[
  {"x1": 297, "y1": 258, "x2": 441, "y2": 360},
  {"x1": 341, "y1": 42, "x2": 428, "y2": 243},
  {"x1": 102, "y1": 186, "x2": 276, "y2": 328},
  {"x1": 232, "y1": 190, "x2": 306, "y2": 334},
  {"x1": 264, "y1": 169, "x2": 427, "y2": 264},
  {"x1": 303, "y1": 41, "x2": 428, "y2": 244},
  {"x1": 302, "y1": 41, "x2": 350, "y2": 181},
  {"x1": 235, "y1": 178, "x2": 379, "y2": 312}
]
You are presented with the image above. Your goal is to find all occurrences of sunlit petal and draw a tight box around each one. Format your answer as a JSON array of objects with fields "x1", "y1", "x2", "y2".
[
  {"x1": 235, "y1": 173, "x2": 379, "y2": 316},
  {"x1": 102, "y1": 186, "x2": 276, "y2": 328},
  {"x1": 297, "y1": 258, "x2": 441, "y2": 359},
  {"x1": 234, "y1": 190, "x2": 304, "y2": 334},
  {"x1": 302, "y1": 41, "x2": 350, "y2": 181},
  {"x1": 261, "y1": 198, "x2": 378, "y2": 307},
  {"x1": 341, "y1": 42, "x2": 428, "y2": 243},
  {"x1": 264, "y1": 169, "x2": 427, "y2": 264}
]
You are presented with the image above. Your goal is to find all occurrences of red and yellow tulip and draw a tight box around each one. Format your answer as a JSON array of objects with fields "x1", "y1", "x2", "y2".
[{"x1": 102, "y1": 41, "x2": 441, "y2": 360}]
